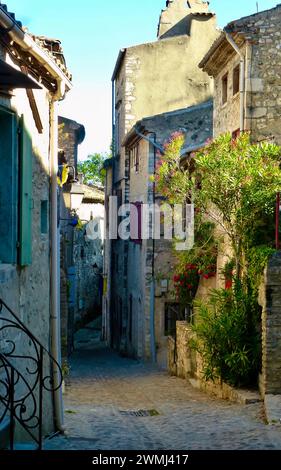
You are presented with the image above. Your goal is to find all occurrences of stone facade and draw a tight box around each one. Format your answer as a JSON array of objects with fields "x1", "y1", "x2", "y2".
[
  {"x1": 259, "y1": 253, "x2": 281, "y2": 397},
  {"x1": 183, "y1": 4, "x2": 281, "y2": 407},
  {"x1": 104, "y1": 0, "x2": 219, "y2": 363},
  {"x1": 113, "y1": 102, "x2": 213, "y2": 366},
  {"x1": 200, "y1": 4, "x2": 281, "y2": 143},
  {"x1": 0, "y1": 4, "x2": 71, "y2": 444}
]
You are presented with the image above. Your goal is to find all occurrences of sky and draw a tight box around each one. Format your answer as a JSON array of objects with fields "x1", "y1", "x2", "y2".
[{"x1": 3, "y1": 0, "x2": 279, "y2": 160}]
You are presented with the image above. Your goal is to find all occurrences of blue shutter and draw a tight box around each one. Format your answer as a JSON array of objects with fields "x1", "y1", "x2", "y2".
[
  {"x1": 19, "y1": 115, "x2": 33, "y2": 266},
  {"x1": 0, "y1": 109, "x2": 18, "y2": 264}
]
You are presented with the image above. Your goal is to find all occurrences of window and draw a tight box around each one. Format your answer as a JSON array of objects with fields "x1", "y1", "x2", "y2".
[
  {"x1": 130, "y1": 144, "x2": 140, "y2": 173},
  {"x1": 222, "y1": 73, "x2": 228, "y2": 104},
  {"x1": 164, "y1": 303, "x2": 185, "y2": 337},
  {"x1": 0, "y1": 108, "x2": 18, "y2": 264},
  {"x1": 233, "y1": 65, "x2": 240, "y2": 96},
  {"x1": 41, "y1": 201, "x2": 48, "y2": 234},
  {"x1": 130, "y1": 201, "x2": 142, "y2": 244},
  {"x1": 232, "y1": 128, "x2": 240, "y2": 140},
  {"x1": 0, "y1": 110, "x2": 32, "y2": 266}
]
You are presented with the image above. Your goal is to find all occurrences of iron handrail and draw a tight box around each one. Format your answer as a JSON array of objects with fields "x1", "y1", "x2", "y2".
[{"x1": 0, "y1": 298, "x2": 63, "y2": 450}]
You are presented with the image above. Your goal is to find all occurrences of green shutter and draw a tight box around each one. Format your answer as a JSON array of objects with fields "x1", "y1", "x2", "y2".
[
  {"x1": 19, "y1": 115, "x2": 33, "y2": 266},
  {"x1": 0, "y1": 109, "x2": 18, "y2": 264}
]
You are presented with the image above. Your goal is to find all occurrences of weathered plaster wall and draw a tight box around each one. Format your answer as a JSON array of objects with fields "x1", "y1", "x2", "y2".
[
  {"x1": 0, "y1": 59, "x2": 53, "y2": 436},
  {"x1": 158, "y1": 0, "x2": 210, "y2": 39},
  {"x1": 122, "y1": 27, "x2": 216, "y2": 139}
]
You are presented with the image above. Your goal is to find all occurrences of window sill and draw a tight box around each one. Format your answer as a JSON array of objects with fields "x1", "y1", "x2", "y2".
[{"x1": 0, "y1": 264, "x2": 16, "y2": 284}]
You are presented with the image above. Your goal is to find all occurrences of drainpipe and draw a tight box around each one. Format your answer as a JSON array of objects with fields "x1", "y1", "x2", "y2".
[
  {"x1": 50, "y1": 79, "x2": 66, "y2": 433},
  {"x1": 225, "y1": 32, "x2": 245, "y2": 132}
]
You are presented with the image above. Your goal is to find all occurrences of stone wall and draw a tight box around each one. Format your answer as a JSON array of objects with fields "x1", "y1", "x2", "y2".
[
  {"x1": 72, "y1": 223, "x2": 103, "y2": 327},
  {"x1": 168, "y1": 253, "x2": 281, "y2": 404},
  {"x1": 212, "y1": 5, "x2": 281, "y2": 144},
  {"x1": 58, "y1": 116, "x2": 85, "y2": 170},
  {"x1": 259, "y1": 252, "x2": 281, "y2": 397},
  {"x1": 213, "y1": 48, "x2": 242, "y2": 137},
  {"x1": 247, "y1": 6, "x2": 281, "y2": 145}
]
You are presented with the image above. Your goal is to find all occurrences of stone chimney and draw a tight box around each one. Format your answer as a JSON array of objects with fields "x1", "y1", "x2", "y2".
[{"x1": 158, "y1": 0, "x2": 210, "y2": 39}]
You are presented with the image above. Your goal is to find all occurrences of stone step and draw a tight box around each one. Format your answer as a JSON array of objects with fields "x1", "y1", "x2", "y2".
[{"x1": 0, "y1": 417, "x2": 10, "y2": 450}]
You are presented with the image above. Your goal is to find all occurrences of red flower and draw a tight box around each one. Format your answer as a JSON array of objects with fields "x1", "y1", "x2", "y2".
[{"x1": 225, "y1": 279, "x2": 232, "y2": 290}]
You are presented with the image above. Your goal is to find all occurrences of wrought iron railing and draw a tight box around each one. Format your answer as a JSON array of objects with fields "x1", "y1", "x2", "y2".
[{"x1": 0, "y1": 298, "x2": 63, "y2": 450}]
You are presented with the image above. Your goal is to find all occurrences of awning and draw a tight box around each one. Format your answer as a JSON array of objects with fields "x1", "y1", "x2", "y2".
[{"x1": 0, "y1": 59, "x2": 41, "y2": 89}]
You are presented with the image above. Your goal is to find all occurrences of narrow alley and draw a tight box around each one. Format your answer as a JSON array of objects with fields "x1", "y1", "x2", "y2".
[{"x1": 45, "y1": 323, "x2": 281, "y2": 451}]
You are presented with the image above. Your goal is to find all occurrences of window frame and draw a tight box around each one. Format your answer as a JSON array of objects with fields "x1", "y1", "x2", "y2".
[
  {"x1": 233, "y1": 65, "x2": 240, "y2": 96},
  {"x1": 130, "y1": 144, "x2": 140, "y2": 173},
  {"x1": 222, "y1": 73, "x2": 228, "y2": 105}
]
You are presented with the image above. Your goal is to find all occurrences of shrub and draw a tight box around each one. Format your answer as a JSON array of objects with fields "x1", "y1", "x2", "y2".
[{"x1": 191, "y1": 279, "x2": 261, "y2": 387}]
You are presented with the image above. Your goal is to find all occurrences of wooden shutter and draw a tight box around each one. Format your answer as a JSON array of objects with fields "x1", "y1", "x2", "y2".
[
  {"x1": 130, "y1": 201, "x2": 142, "y2": 244},
  {"x1": 0, "y1": 109, "x2": 18, "y2": 263},
  {"x1": 19, "y1": 115, "x2": 33, "y2": 266}
]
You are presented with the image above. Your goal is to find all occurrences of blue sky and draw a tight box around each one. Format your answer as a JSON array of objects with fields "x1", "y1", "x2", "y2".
[{"x1": 5, "y1": 0, "x2": 279, "y2": 159}]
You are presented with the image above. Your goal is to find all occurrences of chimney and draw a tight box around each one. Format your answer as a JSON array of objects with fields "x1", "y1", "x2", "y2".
[{"x1": 158, "y1": 0, "x2": 209, "y2": 39}]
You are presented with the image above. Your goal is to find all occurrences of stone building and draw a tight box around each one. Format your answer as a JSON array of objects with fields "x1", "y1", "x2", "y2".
[
  {"x1": 0, "y1": 4, "x2": 72, "y2": 447},
  {"x1": 199, "y1": 4, "x2": 281, "y2": 143},
  {"x1": 122, "y1": 102, "x2": 213, "y2": 366},
  {"x1": 58, "y1": 118, "x2": 104, "y2": 356},
  {"x1": 198, "y1": 4, "x2": 281, "y2": 400},
  {"x1": 167, "y1": 5, "x2": 281, "y2": 417},
  {"x1": 103, "y1": 0, "x2": 219, "y2": 362}
]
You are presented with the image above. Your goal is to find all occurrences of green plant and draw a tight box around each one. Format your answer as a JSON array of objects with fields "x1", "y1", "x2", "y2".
[
  {"x1": 62, "y1": 360, "x2": 70, "y2": 379},
  {"x1": 153, "y1": 131, "x2": 281, "y2": 386},
  {"x1": 78, "y1": 153, "x2": 107, "y2": 186},
  {"x1": 194, "y1": 133, "x2": 281, "y2": 278},
  {"x1": 191, "y1": 279, "x2": 261, "y2": 387},
  {"x1": 247, "y1": 245, "x2": 276, "y2": 293}
]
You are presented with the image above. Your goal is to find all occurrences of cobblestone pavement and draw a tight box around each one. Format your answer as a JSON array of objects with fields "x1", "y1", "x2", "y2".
[{"x1": 45, "y1": 324, "x2": 281, "y2": 451}]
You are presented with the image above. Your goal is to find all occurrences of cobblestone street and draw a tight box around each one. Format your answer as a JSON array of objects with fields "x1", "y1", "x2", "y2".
[{"x1": 45, "y1": 324, "x2": 281, "y2": 451}]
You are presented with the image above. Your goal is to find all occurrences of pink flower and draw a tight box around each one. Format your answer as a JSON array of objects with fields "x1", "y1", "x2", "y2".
[{"x1": 171, "y1": 131, "x2": 184, "y2": 139}]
